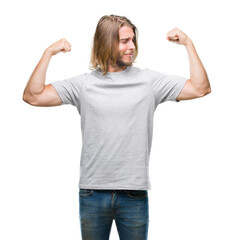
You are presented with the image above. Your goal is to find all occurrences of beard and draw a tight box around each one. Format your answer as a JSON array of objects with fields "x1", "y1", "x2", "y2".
[{"x1": 115, "y1": 52, "x2": 134, "y2": 68}]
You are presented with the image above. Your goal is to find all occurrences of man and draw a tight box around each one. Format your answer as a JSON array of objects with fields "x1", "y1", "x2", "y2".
[{"x1": 23, "y1": 14, "x2": 211, "y2": 240}]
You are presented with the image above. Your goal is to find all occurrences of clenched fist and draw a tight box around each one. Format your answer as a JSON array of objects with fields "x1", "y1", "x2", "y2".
[
  {"x1": 166, "y1": 27, "x2": 190, "y2": 46},
  {"x1": 45, "y1": 38, "x2": 72, "y2": 56}
]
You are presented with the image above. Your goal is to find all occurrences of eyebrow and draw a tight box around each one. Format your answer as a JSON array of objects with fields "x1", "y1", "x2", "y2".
[{"x1": 120, "y1": 36, "x2": 135, "y2": 41}]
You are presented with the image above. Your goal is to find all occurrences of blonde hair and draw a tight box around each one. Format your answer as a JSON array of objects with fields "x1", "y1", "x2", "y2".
[{"x1": 89, "y1": 14, "x2": 138, "y2": 75}]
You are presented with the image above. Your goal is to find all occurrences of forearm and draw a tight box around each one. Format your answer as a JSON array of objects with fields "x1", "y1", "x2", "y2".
[
  {"x1": 23, "y1": 49, "x2": 52, "y2": 97},
  {"x1": 185, "y1": 39, "x2": 211, "y2": 94}
]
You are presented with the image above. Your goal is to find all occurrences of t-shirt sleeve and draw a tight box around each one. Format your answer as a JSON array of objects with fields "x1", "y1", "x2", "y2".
[
  {"x1": 149, "y1": 69, "x2": 188, "y2": 104},
  {"x1": 50, "y1": 74, "x2": 85, "y2": 107}
]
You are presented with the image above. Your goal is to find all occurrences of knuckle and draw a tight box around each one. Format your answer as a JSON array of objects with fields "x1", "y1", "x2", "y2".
[{"x1": 61, "y1": 38, "x2": 66, "y2": 43}]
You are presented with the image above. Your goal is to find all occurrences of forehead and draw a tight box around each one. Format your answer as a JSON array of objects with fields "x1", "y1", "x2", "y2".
[{"x1": 119, "y1": 25, "x2": 134, "y2": 39}]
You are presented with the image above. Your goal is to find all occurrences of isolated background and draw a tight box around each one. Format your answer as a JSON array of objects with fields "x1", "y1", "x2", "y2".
[{"x1": 1, "y1": 0, "x2": 233, "y2": 239}]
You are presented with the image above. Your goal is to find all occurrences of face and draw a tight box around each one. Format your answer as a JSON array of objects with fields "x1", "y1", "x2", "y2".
[{"x1": 116, "y1": 25, "x2": 136, "y2": 68}]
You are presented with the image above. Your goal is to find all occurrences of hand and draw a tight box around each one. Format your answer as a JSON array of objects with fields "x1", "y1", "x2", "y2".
[
  {"x1": 166, "y1": 27, "x2": 190, "y2": 46},
  {"x1": 45, "y1": 38, "x2": 72, "y2": 56}
]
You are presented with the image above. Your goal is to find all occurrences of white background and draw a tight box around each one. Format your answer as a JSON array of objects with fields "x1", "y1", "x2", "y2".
[{"x1": 1, "y1": 0, "x2": 233, "y2": 239}]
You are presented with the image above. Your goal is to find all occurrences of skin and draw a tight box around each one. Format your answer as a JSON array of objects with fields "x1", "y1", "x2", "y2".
[
  {"x1": 166, "y1": 27, "x2": 211, "y2": 100},
  {"x1": 23, "y1": 25, "x2": 211, "y2": 107},
  {"x1": 108, "y1": 25, "x2": 135, "y2": 72},
  {"x1": 109, "y1": 25, "x2": 211, "y2": 100}
]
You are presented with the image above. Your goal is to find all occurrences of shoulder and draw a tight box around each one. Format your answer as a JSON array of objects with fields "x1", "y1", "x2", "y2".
[
  {"x1": 66, "y1": 73, "x2": 91, "y2": 88},
  {"x1": 70, "y1": 73, "x2": 87, "y2": 82},
  {"x1": 132, "y1": 67, "x2": 164, "y2": 76},
  {"x1": 132, "y1": 67, "x2": 166, "y2": 83},
  {"x1": 142, "y1": 68, "x2": 165, "y2": 78}
]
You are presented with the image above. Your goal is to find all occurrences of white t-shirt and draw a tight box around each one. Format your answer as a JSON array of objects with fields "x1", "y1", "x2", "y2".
[{"x1": 51, "y1": 66, "x2": 187, "y2": 190}]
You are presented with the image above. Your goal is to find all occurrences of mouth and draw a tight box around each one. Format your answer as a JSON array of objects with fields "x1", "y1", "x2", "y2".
[{"x1": 125, "y1": 53, "x2": 134, "y2": 58}]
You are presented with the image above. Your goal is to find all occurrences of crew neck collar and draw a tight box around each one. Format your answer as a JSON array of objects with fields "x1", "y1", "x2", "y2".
[
  {"x1": 94, "y1": 66, "x2": 133, "y2": 81},
  {"x1": 103, "y1": 66, "x2": 132, "y2": 77}
]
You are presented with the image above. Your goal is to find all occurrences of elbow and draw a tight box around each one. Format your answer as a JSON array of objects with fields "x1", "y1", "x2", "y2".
[
  {"x1": 205, "y1": 84, "x2": 212, "y2": 95},
  {"x1": 204, "y1": 79, "x2": 212, "y2": 95},
  {"x1": 207, "y1": 87, "x2": 212, "y2": 94},
  {"x1": 22, "y1": 93, "x2": 28, "y2": 103},
  {"x1": 199, "y1": 86, "x2": 212, "y2": 97},
  {"x1": 22, "y1": 91, "x2": 31, "y2": 103},
  {"x1": 22, "y1": 92, "x2": 37, "y2": 105},
  {"x1": 22, "y1": 95, "x2": 32, "y2": 105},
  {"x1": 22, "y1": 89, "x2": 30, "y2": 103},
  {"x1": 22, "y1": 93, "x2": 28, "y2": 102}
]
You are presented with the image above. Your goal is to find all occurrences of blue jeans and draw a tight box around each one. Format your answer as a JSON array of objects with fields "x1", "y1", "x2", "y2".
[{"x1": 79, "y1": 189, "x2": 149, "y2": 240}]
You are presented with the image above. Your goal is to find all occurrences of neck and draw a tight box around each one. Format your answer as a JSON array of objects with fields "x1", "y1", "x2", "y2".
[{"x1": 107, "y1": 65, "x2": 127, "y2": 73}]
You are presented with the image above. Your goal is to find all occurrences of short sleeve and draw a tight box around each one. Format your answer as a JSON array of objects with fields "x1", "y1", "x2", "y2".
[
  {"x1": 51, "y1": 74, "x2": 85, "y2": 108},
  {"x1": 148, "y1": 69, "x2": 188, "y2": 104}
]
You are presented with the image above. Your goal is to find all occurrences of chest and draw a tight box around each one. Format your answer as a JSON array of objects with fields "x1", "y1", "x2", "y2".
[{"x1": 81, "y1": 81, "x2": 153, "y2": 117}]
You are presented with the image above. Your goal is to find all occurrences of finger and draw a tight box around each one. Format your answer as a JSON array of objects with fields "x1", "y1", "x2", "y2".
[
  {"x1": 168, "y1": 31, "x2": 180, "y2": 38},
  {"x1": 167, "y1": 36, "x2": 179, "y2": 41},
  {"x1": 65, "y1": 39, "x2": 72, "y2": 47},
  {"x1": 167, "y1": 27, "x2": 180, "y2": 35},
  {"x1": 67, "y1": 44, "x2": 72, "y2": 51},
  {"x1": 167, "y1": 29, "x2": 180, "y2": 37},
  {"x1": 66, "y1": 42, "x2": 72, "y2": 51}
]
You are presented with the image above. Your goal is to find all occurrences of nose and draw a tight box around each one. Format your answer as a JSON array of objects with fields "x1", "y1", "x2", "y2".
[{"x1": 129, "y1": 39, "x2": 135, "y2": 50}]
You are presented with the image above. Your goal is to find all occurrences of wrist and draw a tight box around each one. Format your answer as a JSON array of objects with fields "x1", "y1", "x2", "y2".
[
  {"x1": 44, "y1": 48, "x2": 53, "y2": 57},
  {"x1": 185, "y1": 38, "x2": 193, "y2": 48}
]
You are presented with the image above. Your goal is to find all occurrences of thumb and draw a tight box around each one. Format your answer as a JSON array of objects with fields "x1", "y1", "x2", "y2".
[{"x1": 166, "y1": 36, "x2": 172, "y2": 41}]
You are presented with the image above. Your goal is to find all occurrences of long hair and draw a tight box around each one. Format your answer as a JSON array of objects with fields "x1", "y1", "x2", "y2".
[{"x1": 89, "y1": 14, "x2": 138, "y2": 75}]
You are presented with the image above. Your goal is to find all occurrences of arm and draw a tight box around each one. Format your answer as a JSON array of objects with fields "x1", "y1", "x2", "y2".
[
  {"x1": 166, "y1": 28, "x2": 211, "y2": 101},
  {"x1": 22, "y1": 38, "x2": 72, "y2": 106}
]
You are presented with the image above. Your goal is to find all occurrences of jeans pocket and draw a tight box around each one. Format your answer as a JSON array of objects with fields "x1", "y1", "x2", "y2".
[
  {"x1": 127, "y1": 190, "x2": 147, "y2": 199},
  {"x1": 79, "y1": 189, "x2": 94, "y2": 197}
]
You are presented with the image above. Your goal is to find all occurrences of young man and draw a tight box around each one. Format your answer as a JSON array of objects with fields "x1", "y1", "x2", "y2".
[{"x1": 23, "y1": 15, "x2": 211, "y2": 240}]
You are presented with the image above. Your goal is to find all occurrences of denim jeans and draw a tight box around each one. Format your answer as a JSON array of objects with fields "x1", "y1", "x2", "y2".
[{"x1": 79, "y1": 189, "x2": 149, "y2": 240}]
